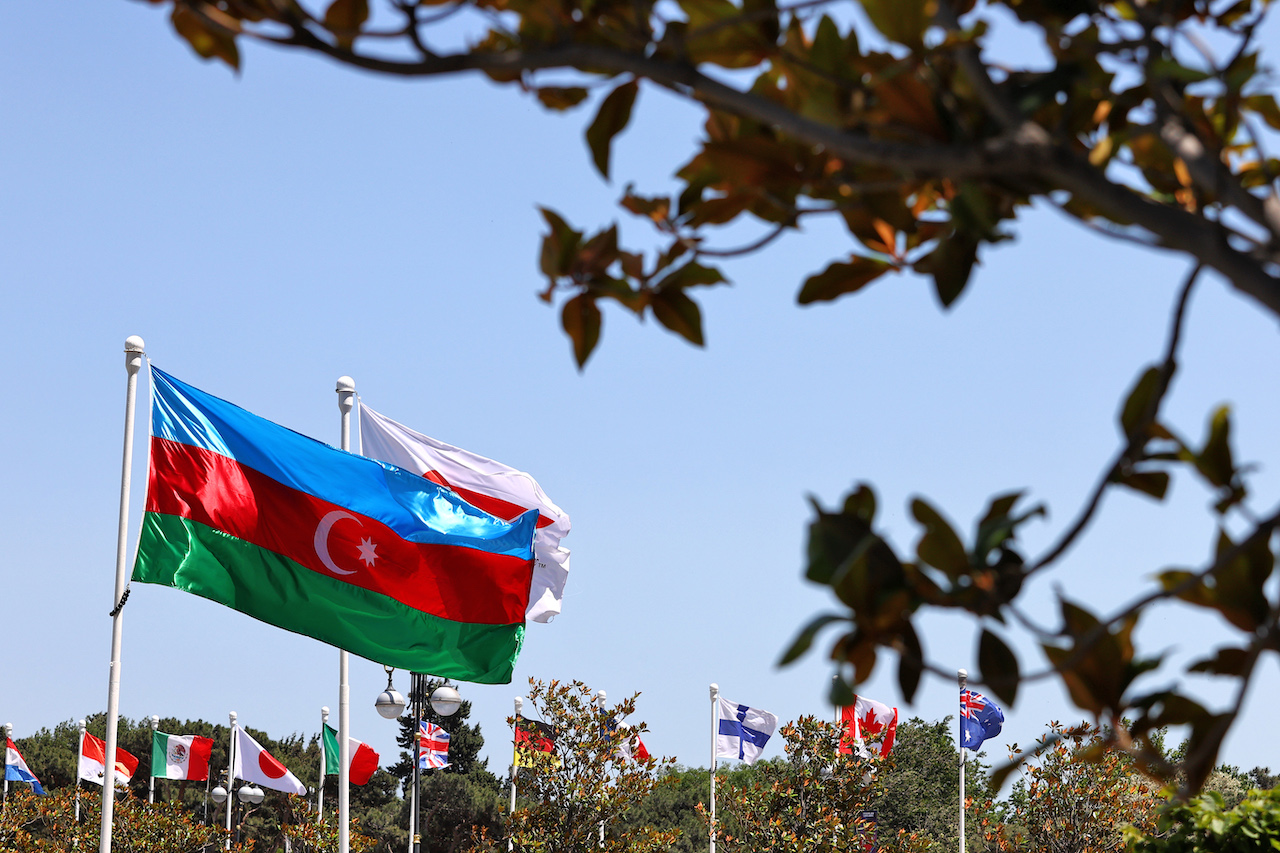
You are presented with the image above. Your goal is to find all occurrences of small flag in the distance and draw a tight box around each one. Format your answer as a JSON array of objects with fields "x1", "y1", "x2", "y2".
[
  {"x1": 152, "y1": 731, "x2": 214, "y2": 781},
  {"x1": 419, "y1": 722, "x2": 450, "y2": 770},
  {"x1": 323, "y1": 724, "x2": 380, "y2": 786},
  {"x1": 80, "y1": 731, "x2": 139, "y2": 787},
  {"x1": 514, "y1": 716, "x2": 559, "y2": 769},
  {"x1": 716, "y1": 698, "x2": 777, "y2": 765},
  {"x1": 5, "y1": 738, "x2": 46, "y2": 796},
  {"x1": 605, "y1": 717, "x2": 651, "y2": 763},
  {"x1": 233, "y1": 726, "x2": 306, "y2": 795},
  {"x1": 960, "y1": 689, "x2": 1005, "y2": 750},
  {"x1": 839, "y1": 696, "x2": 898, "y2": 759}
]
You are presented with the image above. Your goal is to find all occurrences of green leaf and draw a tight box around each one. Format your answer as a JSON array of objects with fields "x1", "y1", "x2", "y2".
[
  {"x1": 979, "y1": 629, "x2": 1020, "y2": 707},
  {"x1": 586, "y1": 80, "x2": 639, "y2": 181},
  {"x1": 653, "y1": 260, "x2": 727, "y2": 291},
  {"x1": 779, "y1": 614, "x2": 847, "y2": 666},
  {"x1": 797, "y1": 256, "x2": 893, "y2": 304},
  {"x1": 1196, "y1": 405, "x2": 1234, "y2": 487},
  {"x1": 650, "y1": 288, "x2": 704, "y2": 346},
  {"x1": 913, "y1": 233, "x2": 978, "y2": 308},
  {"x1": 860, "y1": 0, "x2": 929, "y2": 49},
  {"x1": 1112, "y1": 468, "x2": 1170, "y2": 500},
  {"x1": 1119, "y1": 366, "x2": 1161, "y2": 441},
  {"x1": 1187, "y1": 646, "x2": 1249, "y2": 676},
  {"x1": 911, "y1": 498, "x2": 969, "y2": 577},
  {"x1": 897, "y1": 622, "x2": 924, "y2": 703},
  {"x1": 561, "y1": 294, "x2": 601, "y2": 369}
]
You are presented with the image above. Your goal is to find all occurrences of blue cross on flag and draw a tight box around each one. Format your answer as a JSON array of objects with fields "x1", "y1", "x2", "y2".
[
  {"x1": 716, "y1": 698, "x2": 778, "y2": 765},
  {"x1": 960, "y1": 689, "x2": 1004, "y2": 750}
]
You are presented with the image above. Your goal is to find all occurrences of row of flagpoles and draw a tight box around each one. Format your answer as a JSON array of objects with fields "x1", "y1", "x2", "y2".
[
  {"x1": 7, "y1": 676, "x2": 1005, "y2": 850},
  {"x1": 42, "y1": 338, "x2": 1005, "y2": 853}
]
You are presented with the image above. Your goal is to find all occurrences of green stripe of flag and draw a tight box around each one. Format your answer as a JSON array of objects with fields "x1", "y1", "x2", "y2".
[
  {"x1": 322, "y1": 725, "x2": 341, "y2": 776},
  {"x1": 132, "y1": 513, "x2": 526, "y2": 683}
]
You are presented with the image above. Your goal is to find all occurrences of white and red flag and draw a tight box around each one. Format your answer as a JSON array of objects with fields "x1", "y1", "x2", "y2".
[
  {"x1": 323, "y1": 724, "x2": 380, "y2": 786},
  {"x1": 359, "y1": 403, "x2": 571, "y2": 623},
  {"x1": 615, "y1": 725, "x2": 651, "y2": 763},
  {"x1": 79, "y1": 731, "x2": 139, "y2": 787},
  {"x1": 233, "y1": 726, "x2": 306, "y2": 795},
  {"x1": 839, "y1": 696, "x2": 898, "y2": 759}
]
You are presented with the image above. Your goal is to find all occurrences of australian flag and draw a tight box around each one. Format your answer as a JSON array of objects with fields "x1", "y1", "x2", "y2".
[{"x1": 960, "y1": 689, "x2": 1004, "y2": 750}]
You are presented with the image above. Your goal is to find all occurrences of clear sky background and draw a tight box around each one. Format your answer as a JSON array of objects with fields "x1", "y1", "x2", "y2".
[{"x1": 3, "y1": 2, "x2": 1278, "y2": 791}]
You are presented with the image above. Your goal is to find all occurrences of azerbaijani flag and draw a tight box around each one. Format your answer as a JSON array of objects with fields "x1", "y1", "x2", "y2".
[
  {"x1": 132, "y1": 368, "x2": 539, "y2": 683},
  {"x1": 152, "y1": 731, "x2": 214, "y2": 781}
]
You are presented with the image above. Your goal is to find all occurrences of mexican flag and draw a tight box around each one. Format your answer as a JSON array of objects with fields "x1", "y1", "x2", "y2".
[
  {"x1": 152, "y1": 731, "x2": 214, "y2": 781},
  {"x1": 322, "y1": 724, "x2": 380, "y2": 786}
]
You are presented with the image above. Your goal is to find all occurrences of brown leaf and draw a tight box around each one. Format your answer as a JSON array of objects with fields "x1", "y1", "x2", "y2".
[
  {"x1": 797, "y1": 256, "x2": 893, "y2": 304},
  {"x1": 323, "y1": 0, "x2": 368, "y2": 50},
  {"x1": 561, "y1": 294, "x2": 602, "y2": 369},
  {"x1": 170, "y1": 6, "x2": 240, "y2": 70},
  {"x1": 586, "y1": 80, "x2": 639, "y2": 180},
  {"x1": 650, "y1": 288, "x2": 704, "y2": 346}
]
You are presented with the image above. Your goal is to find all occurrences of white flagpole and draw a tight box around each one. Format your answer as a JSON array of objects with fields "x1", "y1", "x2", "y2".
[
  {"x1": 76, "y1": 720, "x2": 86, "y2": 830},
  {"x1": 149, "y1": 715, "x2": 159, "y2": 804},
  {"x1": 100, "y1": 335, "x2": 145, "y2": 853},
  {"x1": 318, "y1": 706, "x2": 329, "y2": 823},
  {"x1": 595, "y1": 690, "x2": 606, "y2": 849},
  {"x1": 508, "y1": 696, "x2": 522, "y2": 853},
  {"x1": 709, "y1": 683, "x2": 718, "y2": 853},
  {"x1": 226, "y1": 712, "x2": 237, "y2": 849},
  {"x1": 3, "y1": 722, "x2": 10, "y2": 803},
  {"x1": 958, "y1": 669, "x2": 967, "y2": 853},
  {"x1": 336, "y1": 376, "x2": 356, "y2": 853}
]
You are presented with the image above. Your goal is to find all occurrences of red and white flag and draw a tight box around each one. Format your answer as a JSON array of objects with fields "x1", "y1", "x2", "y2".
[
  {"x1": 839, "y1": 696, "x2": 898, "y2": 758},
  {"x1": 616, "y1": 726, "x2": 651, "y2": 763},
  {"x1": 79, "y1": 731, "x2": 140, "y2": 787},
  {"x1": 359, "y1": 403, "x2": 571, "y2": 623},
  {"x1": 233, "y1": 726, "x2": 306, "y2": 795}
]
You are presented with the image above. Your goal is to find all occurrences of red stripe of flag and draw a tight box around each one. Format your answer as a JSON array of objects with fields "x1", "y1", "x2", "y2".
[{"x1": 147, "y1": 437, "x2": 532, "y2": 625}]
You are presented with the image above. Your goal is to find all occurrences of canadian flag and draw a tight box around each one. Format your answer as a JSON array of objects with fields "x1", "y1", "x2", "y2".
[
  {"x1": 233, "y1": 726, "x2": 306, "y2": 795},
  {"x1": 839, "y1": 696, "x2": 898, "y2": 758},
  {"x1": 79, "y1": 731, "x2": 140, "y2": 787}
]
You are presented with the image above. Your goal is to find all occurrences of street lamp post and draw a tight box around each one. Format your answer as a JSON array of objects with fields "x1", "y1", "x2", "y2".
[
  {"x1": 211, "y1": 775, "x2": 265, "y2": 846},
  {"x1": 376, "y1": 670, "x2": 460, "y2": 853}
]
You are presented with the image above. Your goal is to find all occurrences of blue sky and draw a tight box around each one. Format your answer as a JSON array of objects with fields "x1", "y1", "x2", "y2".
[{"x1": 3, "y1": 2, "x2": 1278, "y2": 791}]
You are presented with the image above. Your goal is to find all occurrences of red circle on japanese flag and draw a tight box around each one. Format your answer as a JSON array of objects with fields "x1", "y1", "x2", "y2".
[{"x1": 258, "y1": 751, "x2": 287, "y2": 779}]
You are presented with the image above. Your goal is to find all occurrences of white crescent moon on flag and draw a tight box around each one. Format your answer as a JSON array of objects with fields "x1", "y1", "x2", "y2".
[{"x1": 314, "y1": 510, "x2": 361, "y2": 576}]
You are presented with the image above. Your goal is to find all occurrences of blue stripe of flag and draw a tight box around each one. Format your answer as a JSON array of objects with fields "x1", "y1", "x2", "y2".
[{"x1": 149, "y1": 367, "x2": 536, "y2": 559}]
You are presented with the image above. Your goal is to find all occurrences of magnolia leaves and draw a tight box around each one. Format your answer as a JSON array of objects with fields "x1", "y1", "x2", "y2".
[
  {"x1": 538, "y1": 206, "x2": 725, "y2": 367},
  {"x1": 783, "y1": 483, "x2": 1042, "y2": 708}
]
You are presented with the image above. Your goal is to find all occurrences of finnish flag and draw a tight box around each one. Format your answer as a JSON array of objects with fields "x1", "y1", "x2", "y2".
[{"x1": 716, "y1": 698, "x2": 778, "y2": 765}]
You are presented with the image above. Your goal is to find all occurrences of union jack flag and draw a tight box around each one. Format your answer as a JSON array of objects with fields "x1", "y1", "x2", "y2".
[{"x1": 419, "y1": 721, "x2": 450, "y2": 770}]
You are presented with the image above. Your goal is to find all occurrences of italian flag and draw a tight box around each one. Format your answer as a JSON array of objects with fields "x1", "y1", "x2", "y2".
[
  {"x1": 152, "y1": 731, "x2": 214, "y2": 781},
  {"x1": 322, "y1": 724, "x2": 380, "y2": 786}
]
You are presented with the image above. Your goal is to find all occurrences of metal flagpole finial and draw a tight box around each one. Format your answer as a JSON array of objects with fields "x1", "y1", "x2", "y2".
[
  {"x1": 514, "y1": 696, "x2": 524, "y2": 715},
  {"x1": 595, "y1": 690, "x2": 606, "y2": 709},
  {"x1": 322, "y1": 707, "x2": 330, "y2": 723},
  {"x1": 958, "y1": 669, "x2": 968, "y2": 690},
  {"x1": 150, "y1": 715, "x2": 159, "y2": 731},
  {"x1": 229, "y1": 711, "x2": 237, "y2": 726},
  {"x1": 710, "y1": 683, "x2": 719, "y2": 701}
]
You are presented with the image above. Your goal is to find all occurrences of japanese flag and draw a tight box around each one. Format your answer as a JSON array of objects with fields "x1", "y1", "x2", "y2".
[{"x1": 232, "y1": 726, "x2": 306, "y2": 795}]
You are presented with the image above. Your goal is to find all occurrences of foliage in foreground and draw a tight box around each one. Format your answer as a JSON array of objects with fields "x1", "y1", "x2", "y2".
[
  {"x1": 1125, "y1": 786, "x2": 1280, "y2": 853},
  {"x1": 133, "y1": 0, "x2": 1280, "y2": 796},
  {"x1": 484, "y1": 678, "x2": 676, "y2": 853}
]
